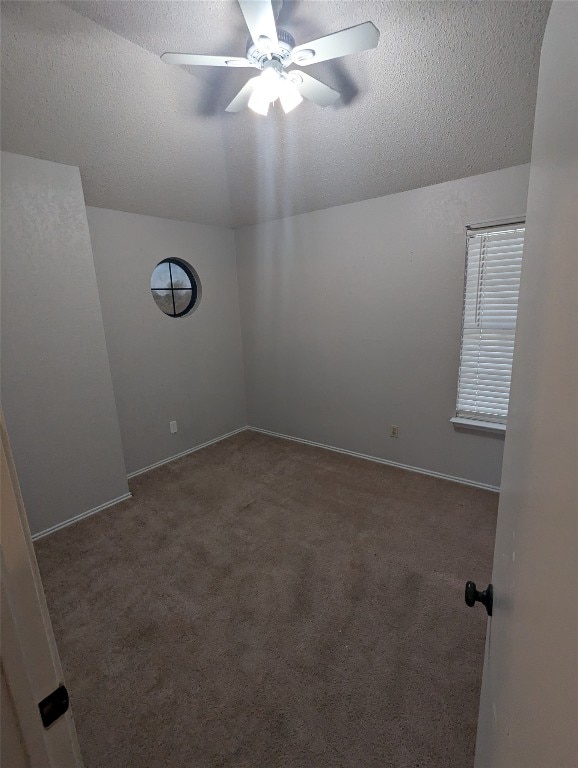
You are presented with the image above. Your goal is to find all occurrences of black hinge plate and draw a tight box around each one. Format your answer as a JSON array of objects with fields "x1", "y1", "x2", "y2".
[{"x1": 38, "y1": 684, "x2": 69, "y2": 728}]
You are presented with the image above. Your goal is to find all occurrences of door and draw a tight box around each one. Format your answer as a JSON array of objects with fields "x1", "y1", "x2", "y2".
[
  {"x1": 474, "y1": 3, "x2": 578, "y2": 766},
  {"x1": 1, "y1": 415, "x2": 83, "y2": 767}
]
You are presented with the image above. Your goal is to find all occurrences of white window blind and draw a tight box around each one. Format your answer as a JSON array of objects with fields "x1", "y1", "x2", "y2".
[{"x1": 456, "y1": 223, "x2": 525, "y2": 424}]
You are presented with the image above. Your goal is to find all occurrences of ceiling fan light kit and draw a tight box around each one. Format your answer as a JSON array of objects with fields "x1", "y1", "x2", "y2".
[
  {"x1": 160, "y1": 0, "x2": 380, "y2": 116},
  {"x1": 246, "y1": 59, "x2": 303, "y2": 115}
]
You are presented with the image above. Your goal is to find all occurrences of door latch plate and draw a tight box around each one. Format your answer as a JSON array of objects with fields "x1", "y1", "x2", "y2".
[{"x1": 38, "y1": 684, "x2": 69, "y2": 728}]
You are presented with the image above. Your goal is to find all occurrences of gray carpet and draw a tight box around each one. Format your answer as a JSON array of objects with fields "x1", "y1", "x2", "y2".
[{"x1": 35, "y1": 431, "x2": 497, "y2": 768}]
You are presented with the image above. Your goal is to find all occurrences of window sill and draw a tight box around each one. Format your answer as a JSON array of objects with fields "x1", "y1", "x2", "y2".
[{"x1": 450, "y1": 417, "x2": 506, "y2": 435}]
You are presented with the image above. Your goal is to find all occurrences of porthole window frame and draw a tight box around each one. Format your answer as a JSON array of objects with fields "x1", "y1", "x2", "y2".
[{"x1": 150, "y1": 258, "x2": 201, "y2": 318}]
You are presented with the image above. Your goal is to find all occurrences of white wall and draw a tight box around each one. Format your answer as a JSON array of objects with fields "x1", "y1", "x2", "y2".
[
  {"x1": 1, "y1": 152, "x2": 129, "y2": 535},
  {"x1": 236, "y1": 165, "x2": 531, "y2": 488},
  {"x1": 475, "y1": 2, "x2": 578, "y2": 765},
  {"x1": 86, "y1": 207, "x2": 247, "y2": 475}
]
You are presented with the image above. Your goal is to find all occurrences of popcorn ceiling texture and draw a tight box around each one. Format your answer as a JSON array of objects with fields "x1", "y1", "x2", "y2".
[{"x1": 1, "y1": 1, "x2": 550, "y2": 228}]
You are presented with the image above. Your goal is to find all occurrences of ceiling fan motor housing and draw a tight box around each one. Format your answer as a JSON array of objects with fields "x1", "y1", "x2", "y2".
[
  {"x1": 160, "y1": 4, "x2": 380, "y2": 115},
  {"x1": 246, "y1": 28, "x2": 295, "y2": 69}
]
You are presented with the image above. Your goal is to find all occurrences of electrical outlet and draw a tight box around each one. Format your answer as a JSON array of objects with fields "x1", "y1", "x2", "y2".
[
  {"x1": 390, "y1": 425, "x2": 399, "y2": 438},
  {"x1": 170, "y1": 420, "x2": 177, "y2": 434}
]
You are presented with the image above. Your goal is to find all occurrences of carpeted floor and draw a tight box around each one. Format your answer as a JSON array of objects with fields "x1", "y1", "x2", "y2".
[{"x1": 35, "y1": 431, "x2": 497, "y2": 768}]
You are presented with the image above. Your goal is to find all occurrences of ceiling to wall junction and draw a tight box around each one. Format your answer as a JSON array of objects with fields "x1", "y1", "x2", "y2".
[{"x1": 1, "y1": 1, "x2": 550, "y2": 227}]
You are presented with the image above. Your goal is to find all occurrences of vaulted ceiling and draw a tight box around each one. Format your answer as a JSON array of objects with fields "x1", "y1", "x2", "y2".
[{"x1": 1, "y1": 1, "x2": 550, "y2": 228}]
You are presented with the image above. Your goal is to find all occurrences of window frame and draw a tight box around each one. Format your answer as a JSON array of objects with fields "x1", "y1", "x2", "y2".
[
  {"x1": 452, "y1": 217, "x2": 525, "y2": 434},
  {"x1": 150, "y1": 258, "x2": 200, "y2": 318}
]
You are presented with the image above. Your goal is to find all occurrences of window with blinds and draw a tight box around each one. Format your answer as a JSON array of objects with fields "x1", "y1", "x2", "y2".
[{"x1": 455, "y1": 222, "x2": 525, "y2": 425}]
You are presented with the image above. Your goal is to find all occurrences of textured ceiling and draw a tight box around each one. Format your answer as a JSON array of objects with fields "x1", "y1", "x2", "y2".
[{"x1": 1, "y1": 1, "x2": 550, "y2": 228}]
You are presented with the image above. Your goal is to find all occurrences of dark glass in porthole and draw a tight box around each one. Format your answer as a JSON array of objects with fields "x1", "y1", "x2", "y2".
[{"x1": 150, "y1": 259, "x2": 198, "y2": 318}]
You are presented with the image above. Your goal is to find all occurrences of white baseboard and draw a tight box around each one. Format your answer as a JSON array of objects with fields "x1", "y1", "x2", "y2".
[
  {"x1": 248, "y1": 427, "x2": 500, "y2": 493},
  {"x1": 126, "y1": 426, "x2": 249, "y2": 479},
  {"x1": 32, "y1": 492, "x2": 133, "y2": 541},
  {"x1": 32, "y1": 424, "x2": 496, "y2": 542},
  {"x1": 32, "y1": 428, "x2": 249, "y2": 541}
]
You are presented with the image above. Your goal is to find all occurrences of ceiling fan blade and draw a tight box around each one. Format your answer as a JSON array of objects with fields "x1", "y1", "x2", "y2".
[
  {"x1": 225, "y1": 78, "x2": 258, "y2": 112},
  {"x1": 238, "y1": 0, "x2": 279, "y2": 48},
  {"x1": 291, "y1": 21, "x2": 379, "y2": 66},
  {"x1": 161, "y1": 53, "x2": 253, "y2": 67},
  {"x1": 290, "y1": 71, "x2": 340, "y2": 107}
]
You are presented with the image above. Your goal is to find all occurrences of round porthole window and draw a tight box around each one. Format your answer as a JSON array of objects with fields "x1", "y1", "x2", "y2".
[{"x1": 150, "y1": 259, "x2": 200, "y2": 318}]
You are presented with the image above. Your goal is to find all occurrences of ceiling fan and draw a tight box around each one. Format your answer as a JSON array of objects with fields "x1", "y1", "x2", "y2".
[{"x1": 160, "y1": 0, "x2": 380, "y2": 116}]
